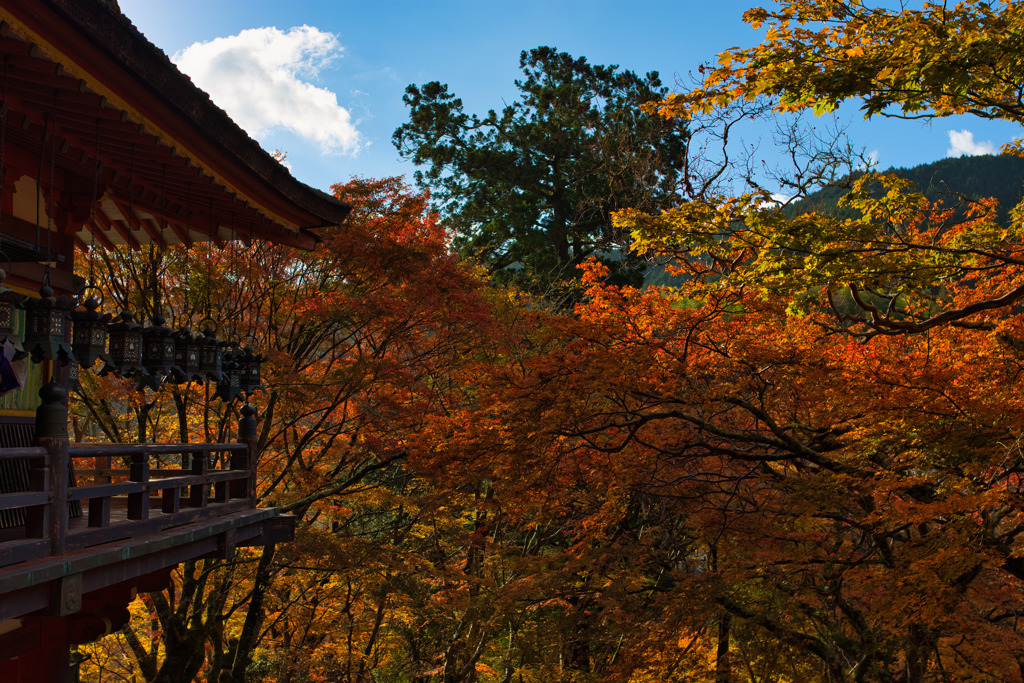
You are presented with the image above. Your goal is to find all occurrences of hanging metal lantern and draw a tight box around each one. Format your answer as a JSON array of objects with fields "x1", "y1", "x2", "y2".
[
  {"x1": 199, "y1": 324, "x2": 225, "y2": 382},
  {"x1": 140, "y1": 314, "x2": 178, "y2": 390},
  {"x1": 0, "y1": 267, "x2": 26, "y2": 360},
  {"x1": 215, "y1": 343, "x2": 243, "y2": 402},
  {"x1": 23, "y1": 285, "x2": 74, "y2": 365},
  {"x1": 237, "y1": 345, "x2": 265, "y2": 396},
  {"x1": 70, "y1": 296, "x2": 113, "y2": 369},
  {"x1": 172, "y1": 327, "x2": 204, "y2": 383},
  {"x1": 105, "y1": 310, "x2": 144, "y2": 377}
]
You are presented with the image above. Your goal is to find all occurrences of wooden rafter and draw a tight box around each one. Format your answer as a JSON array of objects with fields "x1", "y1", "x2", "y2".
[
  {"x1": 139, "y1": 217, "x2": 167, "y2": 248},
  {"x1": 94, "y1": 207, "x2": 139, "y2": 250},
  {"x1": 83, "y1": 222, "x2": 116, "y2": 251}
]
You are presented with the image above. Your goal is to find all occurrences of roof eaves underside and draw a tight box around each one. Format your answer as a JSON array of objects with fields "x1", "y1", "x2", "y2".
[
  {"x1": 0, "y1": 0, "x2": 350, "y2": 249},
  {"x1": 0, "y1": 35, "x2": 312, "y2": 250}
]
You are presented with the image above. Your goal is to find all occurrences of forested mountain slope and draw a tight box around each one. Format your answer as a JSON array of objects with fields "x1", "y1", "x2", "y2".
[
  {"x1": 789, "y1": 153, "x2": 1024, "y2": 221},
  {"x1": 644, "y1": 154, "x2": 1024, "y2": 286}
]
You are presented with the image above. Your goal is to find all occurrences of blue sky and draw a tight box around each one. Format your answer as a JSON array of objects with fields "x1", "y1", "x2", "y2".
[{"x1": 120, "y1": 0, "x2": 1023, "y2": 196}]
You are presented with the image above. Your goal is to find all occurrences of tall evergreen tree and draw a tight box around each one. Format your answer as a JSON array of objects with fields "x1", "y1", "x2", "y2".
[{"x1": 394, "y1": 46, "x2": 687, "y2": 291}]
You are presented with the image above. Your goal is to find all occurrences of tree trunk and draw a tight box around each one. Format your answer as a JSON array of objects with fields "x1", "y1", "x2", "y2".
[
  {"x1": 229, "y1": 544, "x2": 277, "y2": 682},
  {"x1": 716, "y1": 613, "x2": 732, "y2": 683}
]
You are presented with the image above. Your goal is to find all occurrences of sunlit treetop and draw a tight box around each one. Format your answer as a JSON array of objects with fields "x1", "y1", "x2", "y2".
[
  {"x1": 619, "y1": 0, "x2": 1024, "y2": 340},
  {"x1": 659, "y1": 0, "x2": 1024, "y2": 130}
]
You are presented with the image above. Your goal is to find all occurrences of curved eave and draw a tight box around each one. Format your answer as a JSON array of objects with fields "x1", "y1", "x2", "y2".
[{"x1": 1, "y1": 0, "x2": 350, "y2": 250}]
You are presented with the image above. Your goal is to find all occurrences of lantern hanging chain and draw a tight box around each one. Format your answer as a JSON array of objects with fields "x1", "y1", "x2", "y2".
[
  {"x1": 34, "y1": 113, "x2": 45, "y2": 253},
  {"x1": 247, "y1": 221, "x2": 251, "y2": 302},
  {"x1": 229, "y1": 212, "x2": 238, "y2": 324},
  {"x1": 206, "y1": 197, "x2": 213, "y2": 321},
  {"x1": 182, "y1": 179, "x2": 192, "y2": 278},
  {"x1": 118, "y1": 141, "x2": 136, "y2": 323},
  {"x1": 247, "y1": 223, "x2": 253, "y2": 284},
  {"x1": 159, "y1": 163, "x2": 167, "y2": 247},
  {"x1": 231, "y1": 211, "x2": 236, "y2": 282},
  {"x1": 182, "y1": 181, "x2": 192, "y2": 319},
  {"x1": 127, "y1": 141, "x2": 135, "y2": 236},
  {"x1": 0, "y1": 58, "x2": 8, "y2": 260},
  {"x1": 159, "y1": 163, "x2": 168, "y2": 324},
  {"x1": 183, "y1": 181, "x2": 192, "y2": 244},
  {"x1": 184, "y1": 182, "x2": 192, "y2": 235},
  {"x1": 127, "y1": 142, "x2": 146, "y2": 316},
  {"x1": 87, "y1": 118, "x2": 101, "y2": 294},
  {"x1": 43, "y1": 90, "x2": 59, "y2": 287},
  {"x1": 247, "y1": 221, "x2": 254, "y2": 341}
]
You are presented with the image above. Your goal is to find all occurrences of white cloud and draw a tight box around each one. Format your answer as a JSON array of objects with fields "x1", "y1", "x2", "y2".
[
  {"x1": 754, "y1": 193, "x2": 792, "y2": 210},
  {"x1": 947, "y1": 129, "x2": 996, "y2": 157},
  {"x1": 174, "y1": 26, "x2": 360, "y2": 155},
  {"x1": 856, "y1": 149, "x2": 879, "y2": 171}
]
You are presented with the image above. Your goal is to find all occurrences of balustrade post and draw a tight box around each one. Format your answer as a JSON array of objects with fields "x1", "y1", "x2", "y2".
[
  {"x1": 235, "y1": 403, "x2": 259, "y2": 505},
  {"x1": 33, "y1": 380, "x2": 68, "y2": 555},
  {"x1": 127, "y1": 451, "x2": 150, "y2": 520},
  {"x1": 189, "y1": 450, "x2": 207, "y2": 508}
]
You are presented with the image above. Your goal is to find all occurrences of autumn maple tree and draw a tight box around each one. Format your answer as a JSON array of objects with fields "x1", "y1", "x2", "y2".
[
  {"x1": 393, "y1": 1, "x2": 1024, "y2": 681},
  {"x1": 437, "y1": 265, "x2": 1024, "y2": 681},
  {"x1": 531, "y1": 0, "x2": 1024, "y2": 680},
  {"x1": 72, "y1": 3, "x2": 1024, "y2": 682},
  {"x1": 75, "y1": 177, "x2": 505, "y2": 683},
  {"x1": 624, "y1": 0, "x2": 1024, "y2": 339}
]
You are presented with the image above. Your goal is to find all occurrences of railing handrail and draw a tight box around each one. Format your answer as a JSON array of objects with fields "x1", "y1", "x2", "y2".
[
  {"x1": 69, "y1": 442, "x2": 248, "y2": 457},
  {"x1": 67, "y1": 470, "x2": 249, "y2": 501},
  {"x1": 0, "y1": 447, "x2": 48, "y2": 461},
  {"x1": 0, "y1": 383, "x2": 263, "y2": 570}
]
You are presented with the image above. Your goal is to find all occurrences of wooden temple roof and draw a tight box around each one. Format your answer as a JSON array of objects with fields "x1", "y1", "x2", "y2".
[{"x1": 0, "y1": 0, "x2": 351, "y2": 253}]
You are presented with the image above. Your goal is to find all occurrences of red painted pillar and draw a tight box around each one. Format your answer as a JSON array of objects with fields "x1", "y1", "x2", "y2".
[{"x1": 0, "y1": 617, "x2": 71, "y2": 683}]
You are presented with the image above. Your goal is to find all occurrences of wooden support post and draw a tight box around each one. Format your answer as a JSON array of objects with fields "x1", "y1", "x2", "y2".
[
  {"x1": 180, "y1": 451, "x2": 189, "y2": 503},
  {"x1": 34, "y1": 381, "x2": 68, "y2": 556},
  {"x1": 161, "y1": 486, "x2": 180, "y2": 514},
  {"x1": 217, "y1": 529, "x2": 236, "y2": 560},
  {"x1": 24, "y1": 463, "x2": 50, "y2": 539},
  {"x1": 228, "y1": 448, "x2": 248, "y2": 500},
  {"x1": 87, "y1": 496, "x2": 110, "y2": 527},
  {"x1": 213, "y1": 480, "x2": 228, "y2": 504},
  {"x1": 189, "y1": 450, "x2": 207, "y2": 508},
  {"x1": 96, "y1": 453, "x2": 112, "y2": 484},
  {"x1": 236, "y1": 403, "x2": 259, "y2": 505},
  {"x1": 2, "y1": 618, "x2": 71, "y2": 683},
  {"x1": 126, "y1": 452, "x2": 149, "y2": 521}
]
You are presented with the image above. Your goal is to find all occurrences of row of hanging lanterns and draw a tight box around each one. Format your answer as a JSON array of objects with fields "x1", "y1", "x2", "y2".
[
  {"x1": 0, "y1": 75, "x2": 265, "y2": 399},
  {"x1": 0, "y1": 268, "x2": 263, "y2": 399}
]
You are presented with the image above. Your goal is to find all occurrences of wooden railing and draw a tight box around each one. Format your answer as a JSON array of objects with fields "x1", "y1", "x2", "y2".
[{"x1": 0, "y1": 382, "x2": 260, "y2": 569}]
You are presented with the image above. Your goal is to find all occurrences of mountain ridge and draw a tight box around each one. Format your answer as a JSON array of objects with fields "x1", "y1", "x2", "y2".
[
  {"x1": 643, "y1": 154, "x2": 1024, "y2": 287},
  {"x1": 786, "y1": 153, "x2": 1024, "y2": 222}
]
